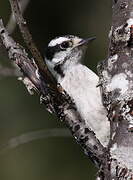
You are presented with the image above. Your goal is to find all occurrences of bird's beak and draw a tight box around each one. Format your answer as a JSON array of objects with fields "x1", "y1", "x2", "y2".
[{"x1": 77, "y1": 37, "x2": 96, "y2": 47}]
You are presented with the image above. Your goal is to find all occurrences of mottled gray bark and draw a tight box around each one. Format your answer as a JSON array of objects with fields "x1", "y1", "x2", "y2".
[
  {"x1": 97, "y1": 0, "x2": 133, "y2": 179},
  {"x1": 7, "y1": 0, "x2": 30, "y2": 33}
]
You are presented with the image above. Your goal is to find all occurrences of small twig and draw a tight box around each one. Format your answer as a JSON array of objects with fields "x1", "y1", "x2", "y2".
[
  {"x1": 0, "y1": 128, "x2": 71, "y2": 154},
  {"x1": 0, "y1": 65, "x2": 19, "y2": 77},
  {"x1": 9, "y1": 0, "x2": 43, "y2": 67},
  {"x1": 7, "y1": 0, "x2": 30, "y2": 34},
  {"x1": 9, "y1": 0, "x2": 57, "y2": 88}
]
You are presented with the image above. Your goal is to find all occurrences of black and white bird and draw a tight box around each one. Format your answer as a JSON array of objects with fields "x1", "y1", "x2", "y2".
[{"x1": 45, "y1": 35, "x2": 110, "y2": 146}]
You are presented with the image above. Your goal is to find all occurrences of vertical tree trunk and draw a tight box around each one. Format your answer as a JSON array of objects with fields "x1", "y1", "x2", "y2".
[{"x1": 98, "y1": 0, "x2": 133, "y2": 179}]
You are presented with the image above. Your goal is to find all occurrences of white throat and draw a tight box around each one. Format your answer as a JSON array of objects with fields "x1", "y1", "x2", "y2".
[{"x1": 45, "y1": 48, "x2": 85, "y2": 81}]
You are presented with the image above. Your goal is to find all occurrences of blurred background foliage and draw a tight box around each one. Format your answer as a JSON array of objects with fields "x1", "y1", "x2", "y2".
[{"x1": 0, "y1": 0, "x2": 111, "y2": 180}]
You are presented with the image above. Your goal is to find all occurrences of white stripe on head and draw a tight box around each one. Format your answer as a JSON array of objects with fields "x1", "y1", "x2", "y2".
[{"x1": 48, "y1": 37, "x2": 69, "y2": 47}]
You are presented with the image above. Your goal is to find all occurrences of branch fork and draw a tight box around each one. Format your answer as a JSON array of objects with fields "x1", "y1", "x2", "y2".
[{"x1": 0, "y1": 0, "x2": 106, "y2": 170}]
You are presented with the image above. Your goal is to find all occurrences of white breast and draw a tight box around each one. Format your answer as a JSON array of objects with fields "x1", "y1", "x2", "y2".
[{"x1": 58, "y1": 64, "x2": 110, "y2": 146}]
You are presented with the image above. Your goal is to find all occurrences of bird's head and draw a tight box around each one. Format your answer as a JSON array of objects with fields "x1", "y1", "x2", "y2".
[{"x1": 45, "y1": 35, "x2": 95, "y2": 79}]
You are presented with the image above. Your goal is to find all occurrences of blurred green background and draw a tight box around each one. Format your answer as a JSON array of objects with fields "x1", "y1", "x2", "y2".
[{"x1": 0, "y1": 0, "x2": 111, "y2": 180}]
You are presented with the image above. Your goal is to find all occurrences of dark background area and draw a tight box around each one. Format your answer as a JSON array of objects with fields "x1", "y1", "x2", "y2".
[{"x1": 0, "y1": 1, "x2": 111, "y2": 180}]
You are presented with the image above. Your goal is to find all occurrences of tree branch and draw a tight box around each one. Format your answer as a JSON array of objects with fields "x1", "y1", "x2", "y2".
[
  {"x1": 9, "y1": 0, "x2": 57, "y2": 90},
  {"x1": 0, "y1": 65, "x2": 19, "y2": 77},
  {"x1": 7, "y1": 0, "x2": 30, "y2": 34},
  {"x1": 0, "y1": 19, "x2": 105, "y2": 167},
  {"x1": 0, "y1": 128, "x2": 71, "y2": 155}
]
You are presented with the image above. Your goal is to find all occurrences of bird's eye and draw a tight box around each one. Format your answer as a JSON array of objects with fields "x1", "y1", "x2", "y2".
[{"x1": 60, "y1": 41, "x2": 73, "y2": 49}]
